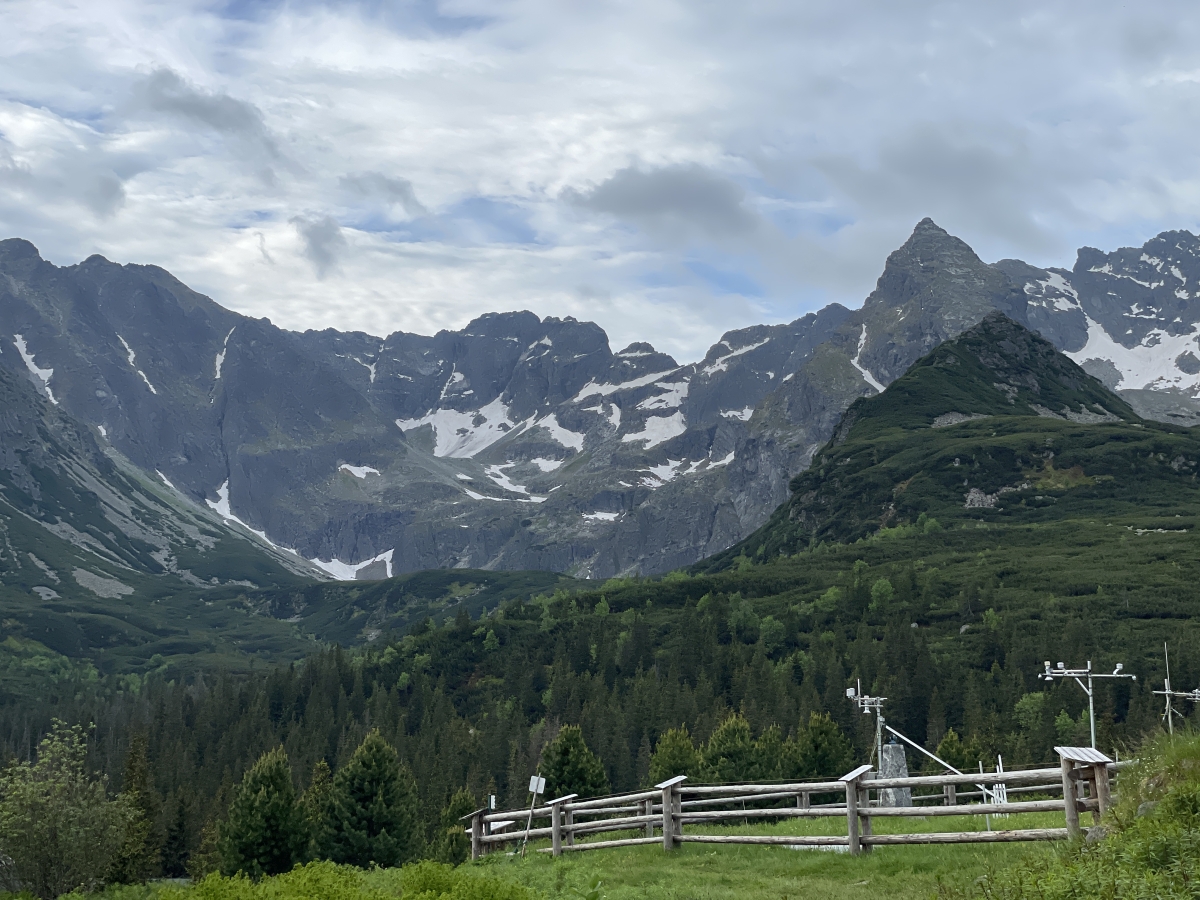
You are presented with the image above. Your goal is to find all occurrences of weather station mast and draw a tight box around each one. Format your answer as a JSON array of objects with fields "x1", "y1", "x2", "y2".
[
  {"x1": 1039, "y1": 660, "x2": 1136, "y2": 749},
  {"x1": 1153, "y1": 643, "x2": 1200, "y2": 735},
  {"x1": 845, "y1": 680, "x2": 886, "y2": 767}
]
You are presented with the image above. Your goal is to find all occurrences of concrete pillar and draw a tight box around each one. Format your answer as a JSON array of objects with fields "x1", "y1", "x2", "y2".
[{"x1": 878, "y1": 740, "x2": 912, "y2": 807}]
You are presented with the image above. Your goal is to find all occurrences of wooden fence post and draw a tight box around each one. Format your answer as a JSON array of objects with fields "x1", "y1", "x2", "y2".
[
  {"x1": 944, "y1": 783, "x2": 956, "y2": 806},
  {"x1": 840, "y1": 764, "x2": 873, "y2": 856},
  {"x1": 1093, "y1": 764, "x2": 1112, "y2": 821},
  {"x1": 858, "y1": 779, "x2": 873, "y2": 855},
  {"x1": 462, "y1": 808, "x2": 486, "y2": 861},
  {"x1": 655, "y1": 776, "x2": 688, "y2": 851},
  {"x1": 1055, "y1": 747, "x2": 1113, "y2": 839},
  {"x1": 565, "y1": 805, "x2": 575, "y2": 848},
  {"x1": 1060, "y1": 758, "x2": 1080, "y2": 839},
  {"x1": 547, "y1": 794, "x2": 577, "y2": 858},
  {"x1": 643, "y1": 798, "x2": 655, "y2": 838}
]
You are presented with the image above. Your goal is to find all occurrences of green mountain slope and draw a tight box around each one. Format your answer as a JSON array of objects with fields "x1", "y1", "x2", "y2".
[
  {"x1": 0, "y1": 362, "x2": 333, "y2": 670},
  {"x1": 702, "y1": 313, "x2": 1200, "y2": 564}
]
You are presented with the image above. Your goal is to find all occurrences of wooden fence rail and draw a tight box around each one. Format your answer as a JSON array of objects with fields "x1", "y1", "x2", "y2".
[{"x1": 466, "y1": 747, "x2": 1132, "y2": 859}]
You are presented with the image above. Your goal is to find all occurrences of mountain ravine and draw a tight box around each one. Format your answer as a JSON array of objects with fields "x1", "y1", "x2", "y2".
[{"x1": 2, "y1": 219, "x2": 1199, "y2": 578}]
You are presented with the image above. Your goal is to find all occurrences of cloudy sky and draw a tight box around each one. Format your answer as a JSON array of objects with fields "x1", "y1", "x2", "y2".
[{"x1": 3, "y1": 1, "x2": 1200, "y2": 361}]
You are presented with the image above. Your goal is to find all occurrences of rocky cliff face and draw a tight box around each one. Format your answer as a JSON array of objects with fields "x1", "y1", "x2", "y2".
[
  {"x1": 0, "y1": 356, "x2": 319, "y2": 653},
  {"x1": 2, "y1": 220, "x2": 1198, "y2": 579}
]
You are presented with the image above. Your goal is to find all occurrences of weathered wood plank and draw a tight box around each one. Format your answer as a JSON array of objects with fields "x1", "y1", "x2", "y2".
[
  {"x1": 537, "y1": 837, "x2": 661, "y2": 853},
  {"x1": 680, "y1": 834, "x2": 849, "y2": 846},
  {"x1": 863, "y1": 829, "x2": 1069, "y2": 845}
]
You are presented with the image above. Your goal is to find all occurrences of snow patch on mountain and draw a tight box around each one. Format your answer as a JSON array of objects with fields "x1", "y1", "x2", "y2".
[
  {"x1": 534, "y1": 415, "x2": 585, "y2": 451},
  {"x1": 583, "y1": 511, "x2": 619, "y2": 521},
  {"x1": 572, "y1": 369, "x2": 675, "y2": 401},
  {"x1": 1067, "y1": 316, "x2": 1200, "y2": 393},
  {"x1": 721, "y1": 407, "x2": 754, "y2": 421},
  {"x1": 529, "y1": 458, "x2": 563, "y2": 472},
  {"x1": 214, "y1": 327, "x2": 234, "y2": 379},
  {"x1": 117, "y1": 335, "x2": 157, "y2": 394},
  {"x1": 396, "y1": 396, "x2": 517, "y2": 458},
  {"x1": 207, "y1": 480, "x2": 274, "y2": 544},
  {"x1": 310, "y1": 548, "x2": 393, "y2": 580},
  {"x1": 638, "y1": 380, "x2": 689, "y2": 410},
  {"x1": 13, "y1": 335, "x2": 57, "y2": 404},
  {"x1": 621, "y1": 411, "x2": 687, "y2": 449},
  {"x1": 701, "y1": 339, "x2": 770, "y2": 376},
  {"x1": 340, "y1": 464, "x2": 381, "y2": 478},
  {"x1": 851, "y1": 325, "x2": 885, "y2": 392}
]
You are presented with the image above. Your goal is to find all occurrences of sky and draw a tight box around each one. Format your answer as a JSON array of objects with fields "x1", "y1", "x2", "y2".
[{"x1": 3, "y1": 1, "x2": 1200, "y2": 362}]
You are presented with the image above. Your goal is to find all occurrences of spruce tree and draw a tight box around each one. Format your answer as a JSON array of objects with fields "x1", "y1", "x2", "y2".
[
  {"x1": 541, "y1": 725, "x2": 609, "y2": 799},
  {"x1": 431, "y1": 788, "x2": 477, "y2": 864},
  {"x1": 647, "y1": 726, "x2": 701, "y2": 785},
  {"x1": 216, "y1": 746, "x2": 307, "y2": 877},
  {"x1": 107, "y1": 733, "x2": 161, "y2": 883},
  {"x1": 322, "y1": 730, "x2": 421, "y2": 868},
  {"x1": 300, "y1": 759, "x2": 334, "y2": 858},
  {"x1": 791, "y1": 712, "x2": 856, "y2": 780},
  {"x1": 701, "y1": 714, "x2": 757, "y2": 782}
]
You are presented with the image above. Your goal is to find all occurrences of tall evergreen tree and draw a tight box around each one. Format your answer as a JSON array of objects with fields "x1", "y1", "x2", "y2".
[
  {"x1": 322, "y1": 730, "x2": 421, "y2": 868},
  {"x1": 790, "y1": 712, "x2": 857, "y2": 780},
  {"x1": 300, "y1": 759, "x2": 334, "y2": 859},
  {"x1": 107, "y1": 732, "x2": 161, "y2": 883},
  {"x1": 541, "y1": 725, "x2": 609, "y2": 799},
  {"x1": 648, "y1": 727, "x2": 701, "y2": 786},
  {"x1": 701, "y1": 714, "x2": 757, "y2": 782},
  {"x1": 216, "y1": 746, "x2": 307, "y2": 878}
]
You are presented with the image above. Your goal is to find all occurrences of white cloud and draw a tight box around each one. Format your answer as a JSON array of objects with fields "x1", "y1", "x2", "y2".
[{"x1": 2, "y1": 1, "x2": 1200, "y2": 360}]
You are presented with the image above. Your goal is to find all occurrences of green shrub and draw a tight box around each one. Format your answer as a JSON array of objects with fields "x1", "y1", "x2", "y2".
[{"x1": 950, "y1": 732, "x2": 1200, "y2": 900}]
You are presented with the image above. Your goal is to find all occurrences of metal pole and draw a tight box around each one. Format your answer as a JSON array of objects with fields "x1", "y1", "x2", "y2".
[
  {"x1": 1088, "y1": 661, "x2": 1097, "y2": 749},
  {"x1": 1165, "y1": 643, "x2": 1174, "y2": 736}
]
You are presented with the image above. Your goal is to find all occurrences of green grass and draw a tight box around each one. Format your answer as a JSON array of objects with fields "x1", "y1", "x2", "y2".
[{"x1": 471, "y1": 813, "x2": 1067, "y2": 900}]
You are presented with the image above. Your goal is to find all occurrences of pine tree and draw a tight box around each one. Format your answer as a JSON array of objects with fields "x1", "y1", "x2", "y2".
[
  {"x1": 541, "y1": 725, "x2": 609, "y2": 799},
  {"x1": 791, "y1": 712, "x2": 856, "y2": 780},
  {"x1": 322, "y1": 730, "x2": 421, "y2": 868},
  {"x1": 300, "y1": 760, "x2": 334, "y2": 858},
  {"x1": 701, "y1": 714, "x2": 757, "y2": 782},
  {"x1": 216, "y1": 746, "x2": 307, "y2": 877},
  {"x1": 107, "y1": 733, "x2": 161, "y2": 883},
  {"x1": 431, "y1": 788, "x2": 477, "y2": 864},
  {"x1": 160, "y1": 791, "x2": 190, "y2": 878},
  {"x1": 648, "y1": 727, "x2": 701, "y2": 785}
]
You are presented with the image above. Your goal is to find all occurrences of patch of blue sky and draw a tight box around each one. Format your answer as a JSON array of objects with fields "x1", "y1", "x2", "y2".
[
  {"x1": 761, "y1": 204, "x2": 853, "y2": 239},
  {"x1": 216, "y1": 0, "x2": 492, "y2": 35},
  {"x1": 445, "y1": 197, "x2": 540, "y2": 246},
  {"x1": 228, "y1": 210, "x2": 276, "y2": 229},
  {"x1": 686, "y1": 261, "x2": 764, "y2": 297},
  {"x1": 344, "y1": 211, "x2": 445, "y2": 243}
]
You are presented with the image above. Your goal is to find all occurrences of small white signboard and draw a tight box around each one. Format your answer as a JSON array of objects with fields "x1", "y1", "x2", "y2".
[{"x1": 529, "y1": 775, "x2": 546, "y2": 795}]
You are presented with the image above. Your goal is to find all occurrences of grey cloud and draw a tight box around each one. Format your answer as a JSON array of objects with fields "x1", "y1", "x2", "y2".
[
  {"x1": 568, "y1": 164, "x2": 760, "y2": 240},
  {"x1": 813, "y1": 122, "x2": 1080, "y2": 256},
  {"x1": 340, "y1": 172, "x2": 427, "y2": 216},
  {"x1": 290, "y1": 215, "x2": 346, "y2": 278},
  {"x1": 132, "y1": 69, "x2": 281, "y2": 177},
  {"x1": 0, "y1": 134, "x2": 126, "y2": 219}
]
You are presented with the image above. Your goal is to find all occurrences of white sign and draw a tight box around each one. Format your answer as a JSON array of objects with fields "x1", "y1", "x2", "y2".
[{"x1": 528, "y1": 775, "x2": 546, "y2": 795}]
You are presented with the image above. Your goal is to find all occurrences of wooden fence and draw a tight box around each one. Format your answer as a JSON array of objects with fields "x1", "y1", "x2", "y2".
[{"x1": 466, "y1": 748, "x2": 1130, "y2": 859}]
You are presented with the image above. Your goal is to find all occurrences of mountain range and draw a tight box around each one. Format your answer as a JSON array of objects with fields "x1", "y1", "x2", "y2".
[{"x1": 3, "y1": 219, "x2": 1200, "y2": 586}]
